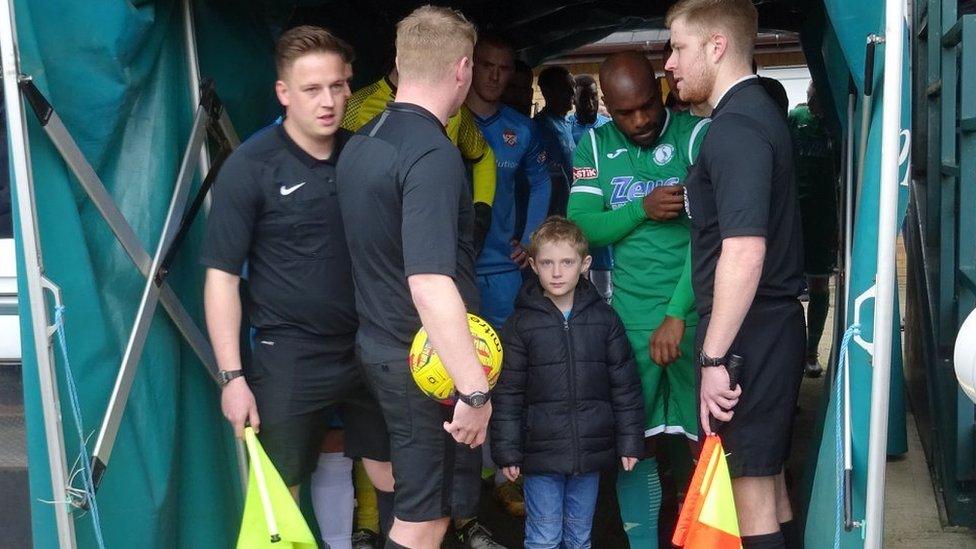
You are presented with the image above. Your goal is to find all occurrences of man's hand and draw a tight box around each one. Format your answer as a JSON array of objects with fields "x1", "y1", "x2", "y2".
[
  {"x1": 650, "y1": 316, "x2": 685, "y2": 366},
  {"x1": 502, "y1": 465, "x2": 521, "y2": 482},
  {"x1": 221, "y1": 376, "x2": 260, "y2": 439},
  {"x1": 444, "y1": 400, "x2": 492, "y2": 448},
  {"x1": 642, "y1": 185, "x2": 685, "y2": 221},
  {"x1": 510, "y1": 239, "x2": 529, "y2": 268},
  {"x1": 621, "y1": 457, "x2": 638, "y2": 472},
  {"x1": 699, "y1": 366, "x2": 741, "y2": 435}
]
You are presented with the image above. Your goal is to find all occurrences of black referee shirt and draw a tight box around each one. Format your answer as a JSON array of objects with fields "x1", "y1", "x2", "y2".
[
  {"x1": 200, "y1": 123, "x2": 357, "y2": 341},
  {"x1": 686, "y1": 76, "x2": 805, "y2": 318},
  {"x1": 337, "y1": 103, "x2": 479, "y2": 364}
]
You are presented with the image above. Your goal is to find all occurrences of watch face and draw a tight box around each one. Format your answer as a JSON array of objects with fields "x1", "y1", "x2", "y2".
[{"x1": 464, "y1": 392, "x2": 488, "y2": 407}]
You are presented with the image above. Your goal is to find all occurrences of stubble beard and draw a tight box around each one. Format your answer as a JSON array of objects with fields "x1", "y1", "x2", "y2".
[{"x1": 679, "y1": 60, "x2": 715, "y2": 106}]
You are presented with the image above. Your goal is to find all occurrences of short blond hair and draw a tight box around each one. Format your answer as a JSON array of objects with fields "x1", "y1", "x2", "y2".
[
  {"x1": 396, "y1": 5, "x2": 477, "y2": 83},
  {"x1": 276, "y1": 25, "x2": 354, "y2": 79},
  {"x1": 666, "y1": 0, "x2": 758, "y2": 59},
  {"x1": 528, "y1": 217, "x2": 589, "y2": 259}
]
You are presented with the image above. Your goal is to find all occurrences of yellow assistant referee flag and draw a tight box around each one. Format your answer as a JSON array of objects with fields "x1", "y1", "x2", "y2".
[{"x1": 237, "y1": 427, "x2": 316, "y2": 549}]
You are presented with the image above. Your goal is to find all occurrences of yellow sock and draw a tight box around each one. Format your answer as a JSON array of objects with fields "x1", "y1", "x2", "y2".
[{"x1": 353, "y1": 460, "x2": 380, "y2": 532}]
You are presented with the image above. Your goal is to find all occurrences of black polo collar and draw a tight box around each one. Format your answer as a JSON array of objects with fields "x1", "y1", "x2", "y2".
[
  {"x1": 387, "y1": 102, "x2": 448, "y2": 136},
  {"x1": 275, "y1": 122, "x2": 348, "y2": 169}
]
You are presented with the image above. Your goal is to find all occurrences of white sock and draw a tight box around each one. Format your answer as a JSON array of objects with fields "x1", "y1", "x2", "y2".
[{"x1": 310, "y1": 452, "x2": 354, "y2": 549}]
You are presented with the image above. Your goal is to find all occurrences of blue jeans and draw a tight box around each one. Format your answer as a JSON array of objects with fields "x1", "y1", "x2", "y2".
[{"x1": 523, "y1": 472, "x2": 600, "y2": 549}]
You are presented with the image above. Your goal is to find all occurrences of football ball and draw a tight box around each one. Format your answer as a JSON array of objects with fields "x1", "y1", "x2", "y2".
[{"x1": 409, "y1": 314, "x2": 504, "y2": 405}]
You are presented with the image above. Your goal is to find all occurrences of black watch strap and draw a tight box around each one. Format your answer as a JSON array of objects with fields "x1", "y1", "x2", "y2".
[
  {"x1": 457, "y1": 390, "x2": 491, "y2": 408},
  {"x1": 219, "y1": 369, "x2": 245, "y2": 386},
  {"x1": 699, "y1": 350, "x2": 727, "y2": 367}
]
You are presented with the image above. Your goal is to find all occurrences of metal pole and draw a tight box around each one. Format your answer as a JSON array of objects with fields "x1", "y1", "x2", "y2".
[
  {"x1": 864, "y1": 0, "x2": 905, "y2": 544},
  {"x1": 856, "y1": 35, "x2": 885, "y2": 216},
  {"x1": 843, "y1": 82, "x2": 857, "y2": 531},
  {"x1": 844, "y1": 80, "x2": 857, "y2": 325},
  {"x1": 177, "y1": 3, "x2": 249, "y2": 490},
  {"x1": 181, "y1": 0, "x2": 210, "y2": 183},
  {"x1": 90, "y1": 107, "x2": 208, "y2": 488},
  {"x1": 0, "y1": 1, "x2": 77, "y2": 546},
  {"x1": 16, "y1": 82, "x2": 218, "y2": 380}
]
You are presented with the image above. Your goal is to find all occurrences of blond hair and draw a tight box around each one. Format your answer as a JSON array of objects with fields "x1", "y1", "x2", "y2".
[
  {"x1": 275, "y1": 25, "x2": 354, "y2": 79},
  {"x1": 528, "y1": 217, "x2": 589, "y2": 259},
  {"x1": 666, "y1": 0, "x2": 758, "y2": 59},
  {"x1": 396, "y1": 5, "x2": 477, "y2": 83}
]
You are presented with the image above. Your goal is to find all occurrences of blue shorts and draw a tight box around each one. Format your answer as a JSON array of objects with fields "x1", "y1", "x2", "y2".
[{"x1": 476, "y1": 270, "x2": 523, "y2": 329}]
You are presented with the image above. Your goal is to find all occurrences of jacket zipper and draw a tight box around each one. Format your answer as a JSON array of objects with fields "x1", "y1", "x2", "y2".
[{"x1": 564, "y1": 316, "x2": 581, "y2": 474}]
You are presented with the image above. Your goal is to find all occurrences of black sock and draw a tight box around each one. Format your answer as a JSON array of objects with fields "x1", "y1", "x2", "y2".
[
  {"x1": 384, "y1": 537, "x2": 409, "y2": 549},
  {"x1": 780, "y1": 520, "x2": 801, "y2": 549},
  {"x1": 807, "y1": 290, "x2": 830, "y2": 354},
  {"x1": 742, "y1": 530, "x2": 786, "y2": 549},
  {"x1": 376, "y1": 489, "x2": 395, "y2": 540}
]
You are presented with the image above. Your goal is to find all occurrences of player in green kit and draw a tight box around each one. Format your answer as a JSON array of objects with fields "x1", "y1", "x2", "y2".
[{"x1": 567, "y1": 51, "x2": 709, "y2": 549}]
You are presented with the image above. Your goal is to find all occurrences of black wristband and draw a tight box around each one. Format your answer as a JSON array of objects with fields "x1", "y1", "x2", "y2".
[{"x1": 699, "y1": 350, "x2": 727, "y2": 367}]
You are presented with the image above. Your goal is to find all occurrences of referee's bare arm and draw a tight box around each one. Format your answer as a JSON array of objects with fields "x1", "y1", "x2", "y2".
[
  {"x1": 698, "y1": 236, "x2": 764, "y2": 431},
  {"x1": 409, "y1": 273, "x2": 491, "y2": 448},
  {"x1": 205, "y1": 268, "x2": 260, "y2": 438}
]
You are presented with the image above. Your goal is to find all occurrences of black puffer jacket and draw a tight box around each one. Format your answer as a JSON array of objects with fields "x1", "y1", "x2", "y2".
[{"x1": 490, "y1": 278, "x2": 645, "y2": 475}]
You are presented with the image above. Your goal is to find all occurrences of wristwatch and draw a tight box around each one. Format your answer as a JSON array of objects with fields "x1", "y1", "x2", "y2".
[
  {"x1": 698, "y1": 350, "x2": 727, "y2": 368},
  {"x1": 218, "y1": 369, "x2": 245, "y2": 387},
  {"x1": 457, "y1": 390, "x2": 491, "y2": 408}
]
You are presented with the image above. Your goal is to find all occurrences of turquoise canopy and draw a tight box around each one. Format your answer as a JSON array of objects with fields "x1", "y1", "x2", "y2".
[{"x1": 7, "y1": 1, "x2": 910, "y2": 547}]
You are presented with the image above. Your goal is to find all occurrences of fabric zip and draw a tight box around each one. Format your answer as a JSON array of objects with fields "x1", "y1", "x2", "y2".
[{"x1": 563, "y1": 315, "x2": 581, "y2": 474}]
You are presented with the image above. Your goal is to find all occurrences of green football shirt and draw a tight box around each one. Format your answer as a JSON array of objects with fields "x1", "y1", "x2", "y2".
[{"x1": 568, "y1": 108, "x2": 709, "y2": 330}]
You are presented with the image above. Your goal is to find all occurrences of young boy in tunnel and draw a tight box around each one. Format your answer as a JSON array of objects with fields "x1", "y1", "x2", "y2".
[{"x1": 490, "y1": 217, "x2": 645, "y2": 549}]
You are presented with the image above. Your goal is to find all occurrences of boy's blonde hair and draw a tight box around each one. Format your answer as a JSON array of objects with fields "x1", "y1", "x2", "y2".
[
  {"x1": 528, "y1": 217, "x2": 589, "y2": 259},
  {"x1": 665, "y1": 0, "x2": 758, "y2": 59},
  {"x1": 275, "y1": 25, "x2": 354, "y2": 79},
  {"x1": 396, "y1": 5, "x2": 477, "y2": 83}
]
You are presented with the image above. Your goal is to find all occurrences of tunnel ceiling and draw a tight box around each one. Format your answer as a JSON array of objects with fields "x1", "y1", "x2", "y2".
[{"x1": 286, "y1": 0, "x2": 815, "y2": 64}]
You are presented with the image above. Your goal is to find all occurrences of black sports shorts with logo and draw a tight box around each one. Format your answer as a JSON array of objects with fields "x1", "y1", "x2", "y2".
[
  {"x1": 360, "y1": 357, "x2": 482, "y2": 522},
  {"x1": 246, "y1": 331, "x2": 390, "y2": 487},
  {"x1": 696, "y1": 297, "x2": 806, "y2": 478}
]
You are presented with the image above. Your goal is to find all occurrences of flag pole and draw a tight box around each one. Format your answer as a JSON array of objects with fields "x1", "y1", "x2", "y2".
[{"x1": 244, "y1": 427, "x2": 281, "y2": 543}]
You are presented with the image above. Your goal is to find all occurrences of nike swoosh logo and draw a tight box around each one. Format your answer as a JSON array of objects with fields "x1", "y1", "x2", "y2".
[
  {"x1": 280, "y1": 182, "x2": 307, "y2": 195},
  {"x1": 607, "y1": 148, "x2": 628, "y2": 159}
]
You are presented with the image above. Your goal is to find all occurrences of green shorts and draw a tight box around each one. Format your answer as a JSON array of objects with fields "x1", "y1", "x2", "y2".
[{"x1": 626, "y1": 324, "x2": 698, "y2": 441}]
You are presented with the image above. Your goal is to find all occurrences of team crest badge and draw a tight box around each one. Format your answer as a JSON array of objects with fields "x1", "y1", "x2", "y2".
[
  {"x1": 653, "y1": 143, "x2": 675, "y2": 166},
  {"x1": 503, "y1": 129, "x2": 518, "y2": 147}
]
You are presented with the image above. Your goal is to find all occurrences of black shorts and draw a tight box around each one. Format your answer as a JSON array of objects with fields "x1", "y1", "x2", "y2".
[
  {"x1": 697, "y1": 298, "x2": 805, "y2": 478},
  {"x1": 361, "y1": 358, "x2": 482, "y2": 522},
  {"x1": 246, "y1": 332, "x2": 390, "y2": 487}
]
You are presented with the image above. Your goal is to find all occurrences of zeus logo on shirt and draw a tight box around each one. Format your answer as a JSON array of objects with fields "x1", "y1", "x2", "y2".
[{"x1": 609, "y1": 176, "x2": 681, "y2": 209}]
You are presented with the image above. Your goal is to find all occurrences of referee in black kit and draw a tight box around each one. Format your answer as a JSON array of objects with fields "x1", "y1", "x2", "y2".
[
  {"x1": 336, "y1": 7, "x2": 489, "y2": 549},
  {"x1": 666, "y1": 2, "x2": 805, "y2": 549},
  {"x1": 201, "y1": 26, "x2": 394, "y2": 505}
]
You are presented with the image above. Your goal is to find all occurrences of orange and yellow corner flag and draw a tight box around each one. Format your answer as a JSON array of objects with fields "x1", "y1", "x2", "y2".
[
  {"x1": 672, "y1": 434, "x2": 742, "y2": 549},
  {"x1": 237, "y1": 427, "x2": 316, "y2": 549}
]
